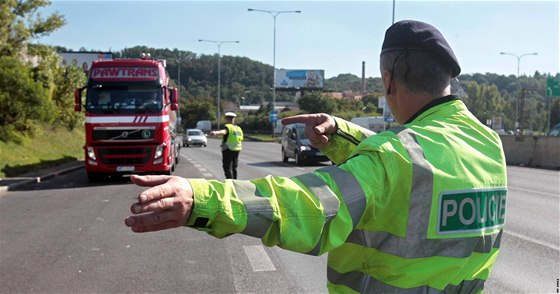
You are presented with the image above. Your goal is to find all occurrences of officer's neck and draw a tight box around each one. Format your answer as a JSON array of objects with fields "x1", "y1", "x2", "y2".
[{"x1": 389, "y1": 85, "x2": 451, "y2": 124}]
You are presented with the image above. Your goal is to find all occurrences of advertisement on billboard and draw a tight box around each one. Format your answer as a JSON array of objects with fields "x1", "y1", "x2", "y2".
[
  {"x1": 275, "y1": 69, "x2": 324, "y2": 89},
  {"x1": 58, "y1": 52, "x2": 113, "y2": 71}
]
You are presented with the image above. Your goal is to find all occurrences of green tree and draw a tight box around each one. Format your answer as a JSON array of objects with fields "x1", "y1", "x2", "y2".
[
  {"x1": 464, "y1": 81, "x2": 504, "y2": 125},
  {"x1": 0, "y1": 56, "x2": 52, "y2": 142},
  {"x1": 51, "y1": 63, "x2": 86, "y2": 129},
  {"x1": 0, "y1": 0, "x2": 65, "y2": 57},
  {"x1": 181, "y1": 98, "x2": 216, "y2": 129},
  {"x1": 298, "y1": 92, "x2": 336, "y2": 114}
]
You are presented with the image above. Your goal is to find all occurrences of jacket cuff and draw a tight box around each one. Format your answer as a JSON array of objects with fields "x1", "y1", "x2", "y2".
[
  {"x1": 185, "y1": 178, "x2": 213, "y2": 228},
  {"x1": 320, "y1": 116, "x2": 373, "y2": 164}
]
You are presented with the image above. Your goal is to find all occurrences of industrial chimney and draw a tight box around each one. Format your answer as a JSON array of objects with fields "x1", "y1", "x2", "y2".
[{"x1": 361, "y1": 61, "x2": 366, "y2": 93}]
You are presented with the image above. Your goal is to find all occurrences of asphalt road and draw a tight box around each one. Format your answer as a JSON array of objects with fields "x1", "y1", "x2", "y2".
[{"x1": 1, "y1": 138, "x2": 558, "y2": 293}]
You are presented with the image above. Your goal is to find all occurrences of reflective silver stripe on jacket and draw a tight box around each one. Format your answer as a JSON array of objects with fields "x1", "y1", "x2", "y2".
[
  {"x1": 315, "y1": 166, "x2": 366, "y2": 228},
  {"x1": 328, "y1": 267, "x2": 486, "y2": 293},
  {"x1": 235, "y1": 181, "x2": 275, "y2": 239},
  {"x1": 295, "y1": 166, "x2": 366, "y2": 255},
  {"x1": 328, "y1": 126, "x2": 496, "y2": 291},
  {"x1": 293, "y1": 172, "x2": 340, "y2": 221},
  {"x1": 346, "y1": 228, "x2": 503, "y2": 258}
]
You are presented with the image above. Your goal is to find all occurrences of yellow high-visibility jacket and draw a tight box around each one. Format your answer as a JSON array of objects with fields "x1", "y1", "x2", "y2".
[
  {"x1": 186, "y1": 96, "x2": 507, "y2": 293},
  {"x1": 222, "y1": 124, "x2": 243, "y2": 151}
]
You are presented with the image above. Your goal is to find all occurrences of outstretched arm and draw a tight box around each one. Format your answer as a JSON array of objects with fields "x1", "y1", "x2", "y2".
[{"x1": 209, "y1": 129, "x2": 227, "y2": 136}]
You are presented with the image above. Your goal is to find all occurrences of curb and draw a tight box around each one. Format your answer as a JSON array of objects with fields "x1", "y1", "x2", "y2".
[{"x1": 0, "y1": 163, "x2": 84, "y2": 193}]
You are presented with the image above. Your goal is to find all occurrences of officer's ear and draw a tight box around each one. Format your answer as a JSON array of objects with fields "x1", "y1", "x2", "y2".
[{"x1": 383, "y1": 70, "x2": 394, "y2": 95}]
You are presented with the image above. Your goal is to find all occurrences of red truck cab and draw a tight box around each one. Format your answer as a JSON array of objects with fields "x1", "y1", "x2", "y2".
[{"x1": 75, "y1": 56, "x2": 180, "y2": 182}]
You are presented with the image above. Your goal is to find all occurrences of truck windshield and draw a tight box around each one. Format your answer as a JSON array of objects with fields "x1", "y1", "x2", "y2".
[{"x1": 85, "y1": 85, "x2": 163, "y2": 114}]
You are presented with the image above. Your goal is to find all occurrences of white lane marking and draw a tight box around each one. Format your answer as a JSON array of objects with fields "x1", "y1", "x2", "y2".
[
  {"x1": 180, "y1": 153, "x2": 215, "y2": 178},
  {"x1": 508, "y1": 186, "x2": 559, "y2": 198},
  {"x1": 505, "y1": 231, "x2": 559, "y2": 251},
  {"x1": 243, "y1": 245, "x2": 276, "y2": 272}
]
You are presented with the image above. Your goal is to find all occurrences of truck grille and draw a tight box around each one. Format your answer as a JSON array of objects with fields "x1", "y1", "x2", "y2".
[
  {"x1": 97, "y1": 147, "x2": 152, "y2": 165},
  {"x1": 93, "y1": 128, "x2": 155, "y2": 141}
]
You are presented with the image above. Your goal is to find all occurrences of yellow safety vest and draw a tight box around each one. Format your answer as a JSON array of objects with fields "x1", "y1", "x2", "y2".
[
  {"x1": 186, "y1": 97, "x2": 507, "y2": 293},
  {"x1": 222, "y1": 124, "x2": 243, "y2": 151}
]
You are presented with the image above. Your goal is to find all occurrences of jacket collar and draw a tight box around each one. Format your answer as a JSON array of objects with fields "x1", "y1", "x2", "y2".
[{"x1": 404, "y1": 95, "x2": 459, "y2": 124}]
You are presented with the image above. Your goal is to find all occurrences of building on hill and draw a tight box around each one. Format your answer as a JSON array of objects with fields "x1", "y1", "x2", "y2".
[{"x1": 325, "y1": 90, "x2": 364, "y2": 101}]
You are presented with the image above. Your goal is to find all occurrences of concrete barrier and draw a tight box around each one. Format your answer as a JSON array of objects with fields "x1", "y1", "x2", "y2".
[{"x1": 500, "y1": 135, "x2": 560, "y2": 169}]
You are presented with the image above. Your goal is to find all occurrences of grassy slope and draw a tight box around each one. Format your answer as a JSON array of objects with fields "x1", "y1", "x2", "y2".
[{"x1": 0, "y1": 126, "x2": 84, "y2": 178}]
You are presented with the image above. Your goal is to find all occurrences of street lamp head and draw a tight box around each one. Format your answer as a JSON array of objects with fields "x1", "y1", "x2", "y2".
[{"x1": 248, "y1": 8, "x2": 254, "y2": 11}]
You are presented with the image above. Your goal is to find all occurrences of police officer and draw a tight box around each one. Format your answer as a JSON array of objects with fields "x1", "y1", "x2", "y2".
[
  {"x1": 125, "y1": 20, "x2": 507, "y2": 293},
  {"x1": 209, "y1": 112, "x2": 243, "y2": 179}
]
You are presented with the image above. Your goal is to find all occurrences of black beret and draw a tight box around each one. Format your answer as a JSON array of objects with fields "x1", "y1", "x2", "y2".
[{"x1": 381, "y1": 20, "x2": 461, "y2": 78}]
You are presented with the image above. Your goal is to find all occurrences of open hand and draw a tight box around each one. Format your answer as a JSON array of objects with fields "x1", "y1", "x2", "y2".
[{"x1": 124, "y1": 175, "x2": 194, "y2": 233}]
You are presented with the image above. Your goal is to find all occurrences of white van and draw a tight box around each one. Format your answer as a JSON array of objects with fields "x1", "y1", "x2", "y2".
[
  {"x1": 196, "y1": 120, "x2": 212, "y2": 133},
  {"x1": 350, "y1": 116, "x2": 386, "y2": 133}
]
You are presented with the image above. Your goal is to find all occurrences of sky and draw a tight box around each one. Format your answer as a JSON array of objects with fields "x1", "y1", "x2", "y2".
[{"x1": 37, "y1": 1, "x2": 559, "y2": 79}]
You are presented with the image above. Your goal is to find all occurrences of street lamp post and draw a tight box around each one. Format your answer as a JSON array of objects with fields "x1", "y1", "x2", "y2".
[
  {"x1": 392, "y1": 0, "x2": 396, "y2": 24},
  {"x1": 500, "y1": 52, "x2": 538, "y2": 77},
  {"x1": 500, "y1": 51, "x2": 538, "y2": 132},
  {"x1": 176, "y1": 59, "x2": 181, "y2": 99},
  {"x1": 199, "y1": 39, "x2": 240, "y2": 129},
  {"x1": 248, "y1": 8, "x2": 301, "y2": 136}
]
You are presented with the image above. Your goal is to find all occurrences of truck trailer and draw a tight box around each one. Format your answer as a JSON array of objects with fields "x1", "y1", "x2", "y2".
[{"x1": 75, "y1": 55, "x2": 180, "y2": 182}]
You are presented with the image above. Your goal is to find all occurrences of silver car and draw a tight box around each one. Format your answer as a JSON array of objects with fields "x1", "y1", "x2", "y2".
[{"x1": 183, "y1": 128, "x2": 207, "y2": 147}]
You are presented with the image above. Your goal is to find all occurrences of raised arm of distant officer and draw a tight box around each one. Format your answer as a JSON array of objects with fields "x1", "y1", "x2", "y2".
[{"x1": 208, "y1": 128, "x2": 227, "y2": 137}]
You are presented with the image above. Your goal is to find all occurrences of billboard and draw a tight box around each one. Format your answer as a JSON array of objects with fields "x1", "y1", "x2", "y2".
[
  {"x1": 58, "y1": 51, "x2": 113, "y2": 71},
  {"x1": 275, "y1": 69, "x2": 324, "y2": 89}
]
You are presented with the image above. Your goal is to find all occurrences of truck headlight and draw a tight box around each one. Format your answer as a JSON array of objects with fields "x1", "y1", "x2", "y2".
[
  {"x1": 154, "y1": 144, "x2": 163, "y2": 159},
  {"x1": 300, "y1": 145, "x2": 311, "y2": 151},
  {"x1": 87, "y1": 146, "x2": 96, "y2": 160}
]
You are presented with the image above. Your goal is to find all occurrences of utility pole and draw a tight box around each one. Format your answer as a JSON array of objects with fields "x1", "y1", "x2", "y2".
[{"x1": 199, "y1": 39, "x2": 240, "y2": 129}]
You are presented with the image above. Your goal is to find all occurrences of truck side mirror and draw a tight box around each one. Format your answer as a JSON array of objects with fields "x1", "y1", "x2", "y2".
[
  {"x1": 74, "y1": 89, "x2": 82, "y2": 112},
  {"x1": 170, "y1": 87, "x2": 179, "y2": 111},
  {"x1": 170, "y1": 88, "x2": 178, "y2": 104}
]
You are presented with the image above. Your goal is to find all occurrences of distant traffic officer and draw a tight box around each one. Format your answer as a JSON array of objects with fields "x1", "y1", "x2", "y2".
[{"x1": 208, "y1": 112, "x2": 243, "y2": 179}]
